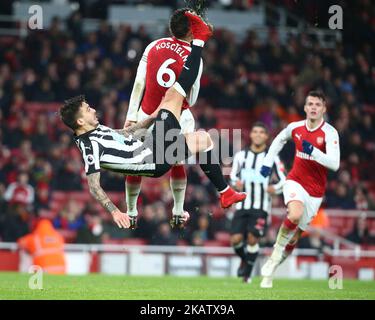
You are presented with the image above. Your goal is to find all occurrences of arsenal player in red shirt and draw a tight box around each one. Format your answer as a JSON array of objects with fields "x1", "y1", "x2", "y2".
[
  {"x1": 124, "y1": 8, "x2": 203, "y2": 228},
  {"x1": 259, "y1": 91, "x2": 340, "y2": 288}
]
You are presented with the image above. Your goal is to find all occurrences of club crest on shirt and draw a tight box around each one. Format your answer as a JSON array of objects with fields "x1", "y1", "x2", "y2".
[
  {"x1": 86, "y1": 154, "x2": 95, "y2": 165},
  {"x1": 316, "y1": 137, "x2": 324, "y2": 145}
]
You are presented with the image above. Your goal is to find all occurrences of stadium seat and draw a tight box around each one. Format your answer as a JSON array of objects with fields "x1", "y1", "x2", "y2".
[
  {"x1": 203, "y1": 240, "x2": 227, "y2": 247},
  {"x1": 57, "y1": 230, "x2": 77, "y2": 243},
  {"x1": 121, "y1": 238, "x2": 148, "y2": 246},
  {"x1": 214, "y1": 231, "x2": 231, "y2": 246}
]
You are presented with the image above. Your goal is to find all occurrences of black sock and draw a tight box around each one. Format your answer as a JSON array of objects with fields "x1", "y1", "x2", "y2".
[
  {"x1": 233, "y1": 242, "x2": 246, "y2": 260},
  {"x1": 175, "y1": 45, "x2": 203, "y2": 94},
  {"x1": 244, "y1": 250, "x2": 259, "y2": 277},
  {"x1": 198, "y1": 149, "x2": 228, "y2": 192}
]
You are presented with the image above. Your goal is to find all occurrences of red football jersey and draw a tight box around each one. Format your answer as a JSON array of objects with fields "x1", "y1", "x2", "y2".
[
  {"x1": 287, "y1": 120, "x2": 339, "y2": 197},
  {"x1": 264, "y1": 119, "x2": 340, "y2": 198},
  {"x1": 141, "y1": 37, "x2": 193, "y2": 115}
]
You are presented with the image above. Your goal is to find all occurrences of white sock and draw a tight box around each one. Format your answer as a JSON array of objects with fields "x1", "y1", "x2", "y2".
[
  {"x1": 126, "y1": 180, "x2": 141, "y2": 216},
  {"x1": 170, "y1": 177, "x2": 187, "y2": 216}
]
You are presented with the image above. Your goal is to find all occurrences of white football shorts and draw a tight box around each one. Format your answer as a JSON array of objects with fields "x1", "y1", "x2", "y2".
[{"x1": 282, "y1": 179, "x2": 323, "y2": 231}]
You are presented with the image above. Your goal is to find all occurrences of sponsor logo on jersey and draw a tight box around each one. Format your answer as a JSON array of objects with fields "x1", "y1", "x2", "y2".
[
  {"x1": 296, "y1": 150, "x2": 314, "y2": 160},
  {"x1": 290, "y1": 192, "x2": 296, "y2": 198},
  {"x1": 295, "y1": 133, "x2": 302, "y2": 141},
  {"x1": 317, "y1": 137, "x2": 324, "y2": 145}
]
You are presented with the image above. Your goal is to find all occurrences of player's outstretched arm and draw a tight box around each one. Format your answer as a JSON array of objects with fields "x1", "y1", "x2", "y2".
[
  {"x1": 87, "y1": 172, "x2": 130, "y2": 228},
  {"x1": 304, "y1": 129, "x2": 340, "y2": 171},
  {"x1": 124, "y1": 43, "x2": 151, "y2": 128},
  {"x1": 261, "y1": 126, "x2": 292, "y2": 177}
]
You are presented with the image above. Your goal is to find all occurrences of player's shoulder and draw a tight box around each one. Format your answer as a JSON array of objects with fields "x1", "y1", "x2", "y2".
[
  {"x1": 234, "y1": 149, "x2": 246, "y2": 159},
  {"x1": 150, "y1": 37, "x2": 175, "y2": 48},
  {"x1": 322, "y1": 121, "x2": 338, "y2": 132},
  {"x1": 144, "y1": 37, "x2": 172, "y2": 53},
  {"x1": 286, "y1": 120, "x2": 305, "y2": 131},
  {"x1": 321, "y1": 121, "x2": 339, "y2": 136},
  {"x1": 97, "y1": 124, "x2": 112, "y2": 132}
]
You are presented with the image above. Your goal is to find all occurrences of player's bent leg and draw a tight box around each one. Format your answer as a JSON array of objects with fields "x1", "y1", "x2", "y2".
[
  {"x1": 185, "y1": 131, "x2": 246, "y2": 208},
  {"x1": 261, "y1": 229, "x2": 302, "y2": 288},
  {"x1": 184, "y1": 131, "x2": 212, "y2": 154},
  {"x1": 261, "y1": 201, "x2": 304, "y2": 287},
  {"x1": 286, "y1": 200, "x2": 304, "y2": 225}
]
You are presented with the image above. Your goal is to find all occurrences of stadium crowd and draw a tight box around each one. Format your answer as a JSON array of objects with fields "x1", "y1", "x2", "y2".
[{"x1": 0, "y1": 3, "x2": 374, "y2": 245}]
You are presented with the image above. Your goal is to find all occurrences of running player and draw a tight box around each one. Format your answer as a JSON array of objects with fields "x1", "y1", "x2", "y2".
[
  {"x1": 230, "y1": 122, "x2": 286, "y2": 283},
  {"x1": 124, "y1": 8, "x2": 203, "y2": 228},
  {"x1": 59, "y1": 13, "x2": 246, "y2": 230},
  {"x1": 259, "y1": 91, "x2": 340, "y2": 288}
]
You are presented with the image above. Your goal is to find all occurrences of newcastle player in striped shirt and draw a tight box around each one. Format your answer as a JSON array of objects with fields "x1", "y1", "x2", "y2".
[
  {"x1": 230, "y1": 122, "x2": 286, "y2": 283},
  {"x1": 59, "y1": 13, "x2": 246, "y2": 229}
]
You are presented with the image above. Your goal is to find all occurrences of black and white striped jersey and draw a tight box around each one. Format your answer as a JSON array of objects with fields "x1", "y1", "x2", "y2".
[
  {"x1": 230, "y1": 148, "x2": 286, "y2": 213},
  {"x1": 74, "y1": 124, "x2": 155, "y2": 176}
]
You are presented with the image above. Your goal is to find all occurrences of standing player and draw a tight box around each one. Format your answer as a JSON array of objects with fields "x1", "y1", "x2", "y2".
[
  {"x1": 59, "y1": 13, "x2": 246, "y2": 231},
  {"x1": 124, "y1": 8, "x2": 203, "y2": 228},
  {"x1": 259, "y1": 91, "x2": 340, "y2": 288},
  {"x1": 230, "y1": 122, "x2": 286, "y2": 283}
]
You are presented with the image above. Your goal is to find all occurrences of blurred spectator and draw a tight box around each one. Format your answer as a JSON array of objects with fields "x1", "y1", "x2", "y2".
[
  {"x1": 53, "y1": 199, "x2": 85, "y2": 231},
  {"x1": 345, "y1": 215, "x2": 375, "y2": 245},
  {"x1": 190, "y1": 214, "x2": 214, "y2": 246},
  {"x1": 325, "y1": 183, "x2": 356, "y2": 209},
  {"x1": 0, "y1": 204, "x2": 30, "y2": 242},
  {"x1": 34, "y1": 181, "x2": 51, "y2": 212},
  {"x1": 136, "y1": 205, "x2": 157, "y2": 242},
  {"x1": 151, "y1": 221, "x2": 178, "y2": 246},
  {"x1": 3, "y1": 172, "x2": 34, "y2": 207},
  {"x1": 76, "y1": 215, "x2": 105, "y2": 244},
  {"x1": 198, "y1": 104, "x2": 218, "y2": 129}
]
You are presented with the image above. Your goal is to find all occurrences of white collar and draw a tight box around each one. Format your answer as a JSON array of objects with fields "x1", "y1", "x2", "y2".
[{"x1": 305, "y1": 119, "x2": 324, "y2": 132}]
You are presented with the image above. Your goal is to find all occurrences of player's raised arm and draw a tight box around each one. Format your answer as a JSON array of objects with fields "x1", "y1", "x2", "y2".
[
  {"x1": 124, "y1": 42, "x2": 154, "y2": 128},
  {"x1": 187, "y1": 58, "x2": 203, "y2": 106},
  {"x1": 303, "y1": 127, "x2": 340, "y2": 172},
  {"x1": 260, "y1": 125, "x2": 293, "y2": 177},
  {"x1": 87, "y1": 172, "x2": 130, "y2": 229}
]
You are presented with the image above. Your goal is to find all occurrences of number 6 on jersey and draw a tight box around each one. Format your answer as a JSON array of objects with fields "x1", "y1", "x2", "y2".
[{"x1": 157, "y1": 58, "x2": 177, "y2": 87}]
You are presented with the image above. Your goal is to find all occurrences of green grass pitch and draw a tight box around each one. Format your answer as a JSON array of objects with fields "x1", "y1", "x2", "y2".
[{"x1": 0, "y1": 272, "x2": 374, "y2": 300}]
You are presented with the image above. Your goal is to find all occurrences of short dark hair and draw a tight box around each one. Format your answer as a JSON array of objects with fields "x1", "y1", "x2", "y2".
[
  {"x1": 169, "y1": 8, "x2": 191, "y2": 39},
  {"x1": 60, "y1": 95, "x2": 86, "y2": 130},
  {"x1": 251, "y1": 121, "x2": 269, "y2": 134},
  {"x1": 306, "y1": 90, "x2": 327, "y2": 105}
]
